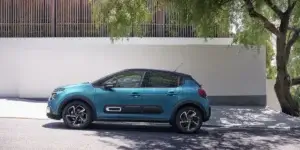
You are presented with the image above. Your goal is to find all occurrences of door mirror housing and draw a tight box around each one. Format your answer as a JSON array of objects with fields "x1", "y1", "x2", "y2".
[{"x1": 104, "y1": 83, "x2": 115, "y2": 89}]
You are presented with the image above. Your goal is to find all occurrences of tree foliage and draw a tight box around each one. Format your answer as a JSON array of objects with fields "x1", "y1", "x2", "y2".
[
  {"x1": 90, "y1": 0, "x2": 151, "y2": 40},
  {"x1": 266, "y1": 40, "x2": 276, "y2": 79},
  {"x1": 288, "y1": 40, "x2": 300, "y2": 78},
  {"x1": 91, "y1": 0, "x2": 300, "y2": 116}
]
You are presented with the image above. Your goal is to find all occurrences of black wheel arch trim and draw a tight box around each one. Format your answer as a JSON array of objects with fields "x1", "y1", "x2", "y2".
[
  {"x1": 170, "y1": 100, "x2": 207, "y2": 122},
  {"x1": 58, "y1": 95, "x2": 97, "y2": 120}
]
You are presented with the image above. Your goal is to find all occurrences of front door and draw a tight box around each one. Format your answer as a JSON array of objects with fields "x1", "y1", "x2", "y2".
[{"x1": 94, "y1": 70, "x2": 145, "y2": 119}]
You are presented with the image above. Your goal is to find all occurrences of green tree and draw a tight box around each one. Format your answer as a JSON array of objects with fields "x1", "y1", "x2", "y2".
[
  {"x1": 288, "y1": 39, "x2": 300, "y2": 96},
  {"x1": 266, "y1": 40, "x2": 276, "y2": 79},
  {"x1": 91, "y1": 0, "x2": 300, "y2": 116},
  {"x1": 288, "y1": 40, "x2": 300, "y2": 80}
]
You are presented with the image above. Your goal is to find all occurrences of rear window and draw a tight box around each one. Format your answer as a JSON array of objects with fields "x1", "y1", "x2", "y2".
[{"x1": 143, "y1": 71, "x2": 180, "y2": 87}]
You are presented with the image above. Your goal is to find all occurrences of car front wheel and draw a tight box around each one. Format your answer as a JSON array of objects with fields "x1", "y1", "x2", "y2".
[
  {"x1": 174, "y1": 106, "x2": 203, "y2": 134},
  {"x1": 62, "y1": 101, "x2": 92, "y2": 129}
]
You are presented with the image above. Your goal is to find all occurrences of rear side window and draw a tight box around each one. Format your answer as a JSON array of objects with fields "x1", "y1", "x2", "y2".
[{"x1": 143, "y1": 71, "x2": 180, "y2": 88}]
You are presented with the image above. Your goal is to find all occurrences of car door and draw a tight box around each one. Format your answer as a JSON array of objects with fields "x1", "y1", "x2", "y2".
[
  {"x1": 140, "y1": 71, "x2": 182, "y2": 120},
  {"x1": 94, "y1": 70, "x2": 145, "y2": 119}
]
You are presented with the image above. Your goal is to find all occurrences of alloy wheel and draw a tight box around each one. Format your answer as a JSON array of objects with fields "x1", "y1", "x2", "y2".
[
  {"x1": 179, "y1": 109, "x2": 201, "y2": 132},
  {"x1": 65, "y1": 104, "x2": 88, "y2": 127}
]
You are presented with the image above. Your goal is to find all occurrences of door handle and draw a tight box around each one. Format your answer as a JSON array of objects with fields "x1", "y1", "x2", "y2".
[
  {"x1": 167, "y1": 91, "x2": 176, "y2": 96},
  {"x1": 130, "y1": 92, "x2": 140, "y2": 97}
]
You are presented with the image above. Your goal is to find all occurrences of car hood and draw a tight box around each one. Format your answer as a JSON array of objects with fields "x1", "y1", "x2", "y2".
[{"x1": 57, "y1": 82, "x2": 91, "y2": 89}]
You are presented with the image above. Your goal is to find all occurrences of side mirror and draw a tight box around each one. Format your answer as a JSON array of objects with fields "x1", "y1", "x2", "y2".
[{"x1": 104, "y1": 83, "x2": 114, "y2": 89}]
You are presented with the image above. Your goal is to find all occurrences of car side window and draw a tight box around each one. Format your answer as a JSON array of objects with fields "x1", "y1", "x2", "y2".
[
  {"x1": 103, "y1": 71, "x2": 144, "y2": 88},
  {"x1": 143, "y1": 71, "x2": 179, "y2": 88}
]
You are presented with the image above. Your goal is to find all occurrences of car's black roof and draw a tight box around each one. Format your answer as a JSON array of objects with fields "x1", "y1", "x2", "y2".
[{"x1": 123, "y1": 68, "x2": 191, "y2": 77}]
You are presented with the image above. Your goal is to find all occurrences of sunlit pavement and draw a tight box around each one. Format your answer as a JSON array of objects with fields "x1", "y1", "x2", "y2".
[
  {"x1": 1, "y1": 99, "x2": 300, "y2": 150},
  {"x1": 1, "y1": 98, "x2": 300, "y2": 129},
  {"x1": 0, "y1": 99, "x2": 47, "y2": 119},
  {"x1": 0, "y1": 118, "x2": 300, "y2": 150}
]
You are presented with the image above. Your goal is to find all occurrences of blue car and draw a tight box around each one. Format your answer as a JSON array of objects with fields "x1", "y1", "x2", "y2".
[{"x1": 46, "y1": 68, "x2": 211, "y2": 133}]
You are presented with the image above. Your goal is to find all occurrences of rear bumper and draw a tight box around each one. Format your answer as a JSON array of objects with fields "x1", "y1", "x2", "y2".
[{"x1": 203, "y1": 106, "x2": 211, "y2": 122}]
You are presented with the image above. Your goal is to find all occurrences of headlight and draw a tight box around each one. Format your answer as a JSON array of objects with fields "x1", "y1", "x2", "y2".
[
  {"x1": 49, "y1": 88, "x2": 65, "y2": 101},
  {"x1": 49, "y1": 93, "x2": 57, "y2": 101},
  {"x1": 51, "y1": 93, "x2": 57, "y2": 99},
  {"x1": 53, "y1": 87, "x2": 65, "y2": 92}
]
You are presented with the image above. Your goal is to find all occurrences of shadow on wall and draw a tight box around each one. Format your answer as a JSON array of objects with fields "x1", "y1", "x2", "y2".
[{"x1": 42, "y1": 122, "x2": 300, "y2": 150}]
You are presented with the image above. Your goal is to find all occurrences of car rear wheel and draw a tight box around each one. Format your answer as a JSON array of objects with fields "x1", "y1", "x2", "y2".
[
  {"x1": 174, "y1": 106, "x2": 203, "y2": 134},
  {"x1": 62, "y1": 101, "x2": 92, "y2": 129}
]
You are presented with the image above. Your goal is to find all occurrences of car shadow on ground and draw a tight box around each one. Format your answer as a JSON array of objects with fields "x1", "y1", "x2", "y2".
[{"x1": 43, "y1": 121, "x2": 300, "y2": 150}]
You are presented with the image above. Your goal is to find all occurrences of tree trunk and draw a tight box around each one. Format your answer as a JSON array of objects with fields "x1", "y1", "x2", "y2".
[
  {"x1": 274, "y1": 73, "x2": 300, "y2": 116},
  {"x1": 274, "y1": 37, "x2": 300, "y2": 117}
]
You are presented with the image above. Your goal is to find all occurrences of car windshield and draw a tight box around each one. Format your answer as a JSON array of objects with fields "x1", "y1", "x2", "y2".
[{"x1": 91, "y1": 70, "x2": 122, "y2": 85}]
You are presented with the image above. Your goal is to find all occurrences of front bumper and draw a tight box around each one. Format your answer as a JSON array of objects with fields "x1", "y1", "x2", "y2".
[{"x1": 46, "y1": 106, "x2": 61, "y2": 120}]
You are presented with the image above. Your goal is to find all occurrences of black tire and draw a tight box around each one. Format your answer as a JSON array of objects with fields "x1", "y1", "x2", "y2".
[
  {"x1": 62, "y1": 101, "x2": 93, "y2": 129},
  {"x1": 174, "y1": 106, "x2": 203, "y2": 134}
]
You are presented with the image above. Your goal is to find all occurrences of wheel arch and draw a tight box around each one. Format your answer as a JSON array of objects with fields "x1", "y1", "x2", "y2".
[
  {"x1": 170, "y1": 100, "x2": 206, "y2": 123},
  {"x1": 58, "y1": 95, "x2": 97, "y2": 120}
]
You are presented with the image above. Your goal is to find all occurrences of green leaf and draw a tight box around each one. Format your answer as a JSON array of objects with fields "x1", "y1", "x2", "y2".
[{"x1": 91, "y1": 0, "x2": 299, "y2": 81}]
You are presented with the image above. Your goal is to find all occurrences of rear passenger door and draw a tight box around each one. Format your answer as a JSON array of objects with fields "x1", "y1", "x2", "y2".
[{"x1": 141, "y1": 71, "x2": 182, "y2": 119}]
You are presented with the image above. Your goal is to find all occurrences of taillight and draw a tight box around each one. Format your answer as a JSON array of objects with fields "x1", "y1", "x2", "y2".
[{"x1": 198, "y1": 88, "x2": 207, "y2": 98}]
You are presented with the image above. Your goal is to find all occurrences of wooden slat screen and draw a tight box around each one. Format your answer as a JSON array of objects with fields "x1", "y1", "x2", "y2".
[{"x1": 0, "y1": 0, "x2": 230, "y2": 37}]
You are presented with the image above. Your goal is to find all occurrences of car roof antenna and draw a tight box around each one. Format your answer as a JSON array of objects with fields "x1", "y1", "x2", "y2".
[{"x1": 174, "y1": 62, "x2": 183, "y2": 72}]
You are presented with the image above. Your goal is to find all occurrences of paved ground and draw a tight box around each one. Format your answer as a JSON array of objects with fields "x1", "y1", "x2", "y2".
[
  {"x1": 1, "y1": 118, "x2": 300, "y2": 150},
  {"x1": 1, "y1": 99, "x2": 300, "y2": 129},
  {"x1": 1, "y1": 98, "x2": 300, "y2": 149}
]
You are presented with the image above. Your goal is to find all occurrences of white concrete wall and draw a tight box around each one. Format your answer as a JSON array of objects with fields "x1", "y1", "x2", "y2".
[
  {"x1": 266, "y1": 79, "x2": 280, "y2": 110},
  {"x1": 0, "y1": 49, "x2": 19, "y2": 97},
  {"x1": 0, "y1": 38, "x2": 265, "y2": 102}
]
